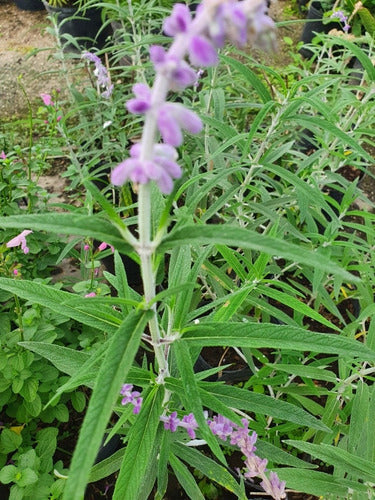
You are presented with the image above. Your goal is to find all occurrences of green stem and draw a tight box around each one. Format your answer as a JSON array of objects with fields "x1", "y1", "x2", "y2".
[{"x1": 138, "y1": 183, "x2": 168, "y2": 379}]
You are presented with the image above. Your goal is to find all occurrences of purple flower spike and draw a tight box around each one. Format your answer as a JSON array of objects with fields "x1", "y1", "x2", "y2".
[
  {"x1": 82, "y1": 51, "x2": 113, "y2": 99},
  {"x1": 208, "y1": 415, "x2": 234, "y2": 441},
  {"x1": 120, "y1": 384, "x2": 143, "y2": 414},
  {"x1": 157, "y1": 103, "x2": 203, "y2": 147},
  {"x1": 180, "y1": 413, "x2": 199, "y2": 439},
  {"x1": 133, "y1": 397, "x2": 143, "y2": 414},
  {"x1": 160, "y1": 411, "x2": 180, "y2": 432},
  {"x1": 188, "y1": 35, "x2": 219, "y2": 67},
  {"x1": 126, "y1": 83, "x2": 152, "y2": 114},
  {"x1": 261, "y1": 471, "x2": 287, "y2": 500},
  {"x1": 163, "y1": 3, "x2": 191, "y2": 36},
  {"x1": 150, "y1": 45, "x2": 197, "y2": 91}
]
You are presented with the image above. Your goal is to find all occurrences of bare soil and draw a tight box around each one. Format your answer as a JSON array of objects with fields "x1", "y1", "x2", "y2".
[{"x1": 0, "y1": 0, "x2": 87, "y2": 118}]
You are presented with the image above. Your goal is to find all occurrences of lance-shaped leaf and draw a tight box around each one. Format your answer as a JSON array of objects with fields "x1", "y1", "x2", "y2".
[
  {"x1": 62, "y1": 309, "x2": 151, "y2": 500},
  {"x1": 159, "y1": 225, "x2": 358, "y2": 282}
]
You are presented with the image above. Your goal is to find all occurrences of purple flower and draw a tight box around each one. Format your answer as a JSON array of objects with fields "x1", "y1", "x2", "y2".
[
  {"x1": 82, "y1": 51, "x2": 113, "y2": 99},
  {"x1": 111, "y1": 143, "x2": 182, "y2": 194},
  {"x1": 6, "y1": 230, "x2": 32, "y2": 254},
  {"x1": 331, "y1": 10, "x2": 350, "y2": 32},
  {"x1": 157, "y1": 103, "x2": 203, "y2": 147},
  {"x1": 180, "y1": 413, "x2": 199, "y2": 439},
  {"x1": 160, "y1": 411, "x2": 180, "y2": 432},
  {"x1": 126, "y1": 84, "x2": 152, "y2": 114},
  {"x1": 163, "y1": 3, "x2": 192, "y2": 36},
  {"x1": 85, "y1": 292, "x2": 96, "y2": 298},
  {"x1": 208, "y1": 3, "x2": 248, "y2": 48},
  {"x1": 120, "y1": 384, "x2": 143, "y2": 414},
  {"x1": 208, "y1": 415, "x2": 234, "y2": 441},
  {"x1": 160, "y1": 411, "x2": 286, "y2": 498},
  {"x1": 230, "y1": 419, "x2": 257, "y2": 452},
  {"x1": 261, "y1": 471, "x2": 287, "y2": 500},
  {"x1": 150, "y1": 45, "x2": 197, "y2": 91},
  {"x1": 188, "y1": 35, "x2": 219, "y2": 67},
  {"x1": 0, "y1": 151, "x2": 7, "y2": 159}
]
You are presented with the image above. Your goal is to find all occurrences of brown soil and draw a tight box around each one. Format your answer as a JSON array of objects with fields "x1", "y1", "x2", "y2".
[{"x1": 0, "y1": 0, "x2": 87, "y2": 118}]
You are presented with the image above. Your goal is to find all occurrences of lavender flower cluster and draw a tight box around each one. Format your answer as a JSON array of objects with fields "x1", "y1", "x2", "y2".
[
  {"x1": 331, "y1": 10, "x2": 350, "y2": 33},
  {"x1": 120, "y1": 384, "x2": 143, "y2": 414},
  {"x1": 121, "y1": 387, "x2": 285, "y2": 499},
  {"x1": 161, "y1": 411, "x2": 286, "y2": 500},
  {"x1": 111, "y1": 0, "x2": 275, "y2": 194},
  {"x1": 82, "y1": 52, "x2": 114, "y2": 99}
]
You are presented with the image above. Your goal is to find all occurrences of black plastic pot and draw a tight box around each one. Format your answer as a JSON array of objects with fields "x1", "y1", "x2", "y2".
[
  {"x1": 44, "y1": 4, "x2": 111, "y2": 51},
  {"x1": 299, "y1": 2, "x2": 336, "y2": 59},
  {"x1": 14, "y1": 0, "x2": 45, "y2": 10}
]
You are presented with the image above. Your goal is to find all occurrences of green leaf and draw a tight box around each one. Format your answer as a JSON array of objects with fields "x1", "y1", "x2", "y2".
[
  {"x1": 256, "y1": 285, "x2": 340, "y2": 331},
  {"x1": 0, "y1": 429, "x2": 22, "y2": 454},
  {"x1": 182, "y1": 322, "x2": 375, "y2": 361},
  {"x1": 358, "y1": 7, "x2": 375, "y2": 35},
  {"x1": 62, "y1": 310, "x2": 151, "y2": 500},
  {"x1": 159, "y1": 225, "x2": 358, "y2": 282},
  {"x1": 0, "y1": 213, "x2": 132, "y2": 254},
  {"x1": 200, "y1": 384, "x2": 328, "y2": 431},
  {"x1": 0, "y1": 278, "x2": 121, "y2": 334},
  {"x1": 289, "y1": 116, "x2": 373, "y2": 163},
  {"x1": 285, "y1": 440, "x2": 375, "y2": 483},
  {"x1": 16, "y1": 468, "x2": 38, "y2": 487},
  {"x1": 23, "y1": 394, "x2": 42, "y2": 417},
  {"x1": 36, "y1": 427, "x2": 58, "y2": 473},
  {"x1": 276, "y1": 468, "x2": 370, "y2": 497},
  {"x1": 89, "y1": 448, "x2": 125, "y2": 483},
  {"x1": 269, "y1": 363, "x2": 337, "y2": 383},
  {"x1": 0, "y1": 465, "x2": 17, "y2": 484},
  {"x1": 71, "y1": 392, "x2": 86, "y2": 413},
  {"x1": 19, "y1": 378, "x2": 39, "y2": 402},
  {"x1": 169, "y1": 454, "x2": 205, "y2": 500},
  {"x1": 112, "y1": 386, "x2": 163, "y2": 500},
  {"x1": 172, "y1": 442, "x2": 246, "y2": 499},
  {"x1": 256, "y1": 440, "x2": 317, "y2": 468},
  {"x1": 54, "y1": 404, "x2": 69, "y2": 422},
  {"x1": 19, "y1": 342, "x2": 90, "y2": 377},
  {"x1": 221, "y1": 54, "x2": 272, "y2": 103},
  {"x1": 173, "y1": 341, "x2": 226, "y2": 464},
  {"x1": 331, "y1": 36, "x2": 375, "y2": 81}
]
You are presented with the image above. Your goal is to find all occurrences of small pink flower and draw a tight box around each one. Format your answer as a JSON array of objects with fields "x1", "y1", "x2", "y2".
[
  {"x1": 85, "y1": 292, "x2": 96, "y2": 298},
  {"x1": 6, "y1": 230, "x2": 32, "y2": 254},
  {"x1": 0, "y1": 151, "x2": 6, "y2": 159},
  {"x1": 41, "y1": 93, "x2": 54, "y2": 106},
  {"x1": 98, "y1": 242, "x2": 114, "y2": 253},
  {"x1": 84, "y1": 244, "x2": 90, "y2": 251},
  {"x1": 56, "y1": 115, "x2": 62, "y2": 122},
  {"x1": 13, "y1": 269, "x2": 19, "y2": 276}
]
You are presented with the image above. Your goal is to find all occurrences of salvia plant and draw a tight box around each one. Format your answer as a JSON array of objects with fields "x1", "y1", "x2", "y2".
[{"x1": 1, "y1": 0, "x2": 375, "y2": 499}]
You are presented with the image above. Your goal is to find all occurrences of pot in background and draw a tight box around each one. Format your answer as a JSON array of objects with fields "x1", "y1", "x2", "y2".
[
  {"x1": 44, "y1": 3, "x2": 112, "y2": 51},
  {"x1": 14, "y1": 0, "x2": 45, "y2": 10},
  {"x1": 299, "y1": 1, "x2": 336, "y2": 58}
]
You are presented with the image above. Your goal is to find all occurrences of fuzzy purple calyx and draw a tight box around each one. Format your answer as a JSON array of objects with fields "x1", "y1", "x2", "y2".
[{"x1": 111, "y1": 143, "x2": 182, "y2": 194}]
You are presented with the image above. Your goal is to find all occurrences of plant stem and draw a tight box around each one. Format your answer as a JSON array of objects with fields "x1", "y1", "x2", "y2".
[{"x1": 137, "y1": 183, "x2": 169, "y2": 379}]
